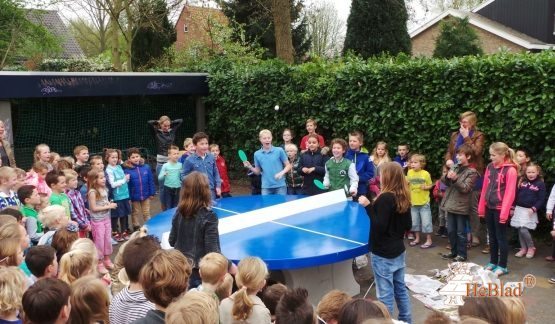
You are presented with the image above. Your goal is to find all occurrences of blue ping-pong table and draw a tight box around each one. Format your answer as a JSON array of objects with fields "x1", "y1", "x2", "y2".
[{"x1": 145, "y1": 192, "x2": 370, "y2": 302}]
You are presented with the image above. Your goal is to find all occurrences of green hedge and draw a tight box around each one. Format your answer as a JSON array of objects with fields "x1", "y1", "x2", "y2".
[{"x1": 206, "y1": 52, "x2": 555, "y2": 183}]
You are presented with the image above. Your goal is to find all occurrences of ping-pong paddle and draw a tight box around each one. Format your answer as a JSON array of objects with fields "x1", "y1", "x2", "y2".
[
  {"x1": 314, "y1": 179, "x2": 325, "y2": 190},
  {"x1": 238, "y1": 150, "x2": 248, "y2": 162}
]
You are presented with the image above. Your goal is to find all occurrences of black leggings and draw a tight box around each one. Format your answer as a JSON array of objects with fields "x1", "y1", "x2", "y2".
[{"x1": 111, "y1": 217, "x2": 129, "y2": 233}]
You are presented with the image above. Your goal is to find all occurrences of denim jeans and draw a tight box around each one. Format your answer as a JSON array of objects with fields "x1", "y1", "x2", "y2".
[
  {"x1": 161, "y1": 186, "x2": 180, "y2": 210},
  {"x1": 411, "y1": 203, "x2": 432, "y2": 233},
  {"x1": 371, "y1": 252, "x2": 412, "y2": 323},
  {"x1": 287, "y1": 186, "x2": 303, "y2": 195},
  {"x1": 261, "y1": 186, "x2": 287, "y2": 195},
  {"x1": 156, "y1": 162, "x2": 165, "y2": 207},
  {"x1": 447, "y1": 212, "x2": 468, "y2": 258},
  {"x1": 486, "y1": 208, "x2": 508, "y2": 268}
]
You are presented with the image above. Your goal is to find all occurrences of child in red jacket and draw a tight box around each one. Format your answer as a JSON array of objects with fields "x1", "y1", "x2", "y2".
[{"x1": 210, "y1": 144, "x2": 231, "y2": 198}]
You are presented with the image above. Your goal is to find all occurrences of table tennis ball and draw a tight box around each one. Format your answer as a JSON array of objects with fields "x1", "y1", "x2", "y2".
[{"x1": 274, "y1": 105, "x2": 280, "y2": 111}]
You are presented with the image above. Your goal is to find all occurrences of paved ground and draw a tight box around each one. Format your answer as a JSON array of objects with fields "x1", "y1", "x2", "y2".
[{"x1": 136, "y1": 180, "x2": 553, "y2": 323}]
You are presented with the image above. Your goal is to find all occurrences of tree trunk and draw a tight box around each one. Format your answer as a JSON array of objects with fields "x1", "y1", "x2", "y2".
[
  {"x1": 272, "y1": 0, "x2": 294, "y2": 64},
  {"x1": 124, "y1": 0, "x2": 133, "y2": 71},
  {"x1": 109, "y1": 17, "x2": 121, "y2": 70},
  {"x1": 107, "y1": 0, "x2": 122, "y2": 71}
]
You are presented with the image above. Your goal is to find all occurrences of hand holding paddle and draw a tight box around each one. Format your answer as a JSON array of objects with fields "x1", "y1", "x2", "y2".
[
  {"x1": 238, "y1": 149, "x2": 252, "y2": 168},
  {"x1": 313, "y1": 179, "x2": 326, "y2": 190}
]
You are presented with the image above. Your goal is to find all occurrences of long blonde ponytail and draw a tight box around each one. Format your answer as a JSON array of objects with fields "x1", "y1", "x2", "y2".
[{"x1": 232, "y1": 257, "x2": 268, "y2": 320}]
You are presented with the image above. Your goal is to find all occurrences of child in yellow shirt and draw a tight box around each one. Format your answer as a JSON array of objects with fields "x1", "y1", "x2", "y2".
[{"x1": 407, "y1": 154, "x2": 434, "y2": 249}]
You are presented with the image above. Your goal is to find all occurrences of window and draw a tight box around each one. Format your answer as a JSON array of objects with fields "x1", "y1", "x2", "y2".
[{"x1": 184, "y1": 25, "x2": 189, "y2": 33}]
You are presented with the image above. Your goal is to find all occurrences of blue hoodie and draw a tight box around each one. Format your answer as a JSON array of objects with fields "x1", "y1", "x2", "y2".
[{"x1": 345, "y1": 149, "x2": 373, "y2": 195}]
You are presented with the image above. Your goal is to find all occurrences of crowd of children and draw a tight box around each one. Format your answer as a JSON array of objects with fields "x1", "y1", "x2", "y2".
[{"x1": 0, "y1": 111, "x2": 553, "y2": 323}]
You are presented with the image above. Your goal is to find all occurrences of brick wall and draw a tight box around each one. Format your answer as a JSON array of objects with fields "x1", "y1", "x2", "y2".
[
  {"x1": 175, "y1": 6, "x2": 228, "y2": 51},
  {"x1": 411, "y1": 19, "x2": 527, "y2": 57}
]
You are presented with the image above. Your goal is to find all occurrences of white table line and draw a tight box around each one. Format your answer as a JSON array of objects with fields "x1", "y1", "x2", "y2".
[
  {"x1": 270, "y1": 221, "x2": 366, "y2": 246},
  {"x1": 212, "y1": 206, "x2": 241, "y2": 215},
  {"x1": 217, "y1": 190, "x2": 347, "y2": 235}
]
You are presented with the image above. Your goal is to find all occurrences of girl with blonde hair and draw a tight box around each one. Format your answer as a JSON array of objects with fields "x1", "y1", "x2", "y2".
[
  {"x1": 33, "y1": 144, "x2": 53, "y2": 171},
  {"x1": 58, "y1": 249, "x2": 95, "y2": 285},
  {"x1": 69, "y1": 275, "x2": 110, "y2": 324},
  {"x1": 0, "y1": 238, "x2": 23, "y2": 267},
  {"x1": 0, "y1": 267, "x2": 26, "y2": 322},
  {"x1": 358, "y1": 162, "x2": 412, "y2": 323},
  {"x1": 220, "y1": 256, "x2": 271, "y2": 323},
  {"x1": 478, "y1": 142, "x2": 518, "y2": 276}
]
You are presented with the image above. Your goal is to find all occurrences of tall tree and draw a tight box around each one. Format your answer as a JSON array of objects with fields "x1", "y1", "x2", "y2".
[
  {"x1": 0, "y1": 0, "x2": 61, "y2": 69},
  {"x1": 433, "y1": 17, "x2": 482, "y2": 58},
  {"x1": 306, "y1": 0, "x2": 344, "y2": 58},
  {"x1": 131, "y1": 0, "x2": 176, "y2": 70},
  {"x1": 343, "y1": 0, "x2": 411, "y2": 58},
  {"x1": 418, "y1": 0, "x2": 484, "y2": 12},
  {"x1": 272, "y1": 0, "x2": 294, "y2": 63},
  {"x1": 65, "y1": 0, "x2": 110, "y2": 57},
  {"x1": 219, "y1": 0, "x2": 310, "y2": 61}
]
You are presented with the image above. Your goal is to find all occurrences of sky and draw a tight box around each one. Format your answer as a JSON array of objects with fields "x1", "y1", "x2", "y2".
[{"x1": 47, "y1": 0, "x2": 437, "y2": 34}]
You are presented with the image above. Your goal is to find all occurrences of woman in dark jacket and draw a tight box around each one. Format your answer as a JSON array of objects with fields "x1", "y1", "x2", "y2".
[
  {"x1": 148, "y1": 116, "x2": 183, "y2": 210},
  {"x1": 0, "y1": 120, "x2": 16, "y2": 167},
  {"x1": 169, "y1": 171, "x2": 220, "y2": 288}
]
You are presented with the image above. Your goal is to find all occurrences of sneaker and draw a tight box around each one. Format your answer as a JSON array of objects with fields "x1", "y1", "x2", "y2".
[
  {"x1": 481, "y1": 244, "x2": 490, "y2": 254},
  {"x1": 407, "y1": 233, "x2": 415, "y2": 240},
  {"x1": 453, "y1": 256, "x2": 467, "y2": 262},
  {"x1": 442, "y1": 253, "x2": 456, "y2": 260},
  {"x1": 549, "y1": 277, "x2": 555, "y2": 284},
  {"x1": 122, "y1": 231, "x2": 130, "y2": 240},
  {"x1": 114, "y1": 233, "x2": 124, "y2": 242},
  {"x1": 525, "y1": 247, "x2": 536, "y2": 259},
  {"x1": 545, "y1": 256, "x2": 555, "y2": 262},
  {"x1": 435, "y1": 227, "x2": 445, "y2": 236},
  {"x1": 111, "y1": 237, "x2": 118, "y2": 245},
  {"x1": 97, "y1": 262, "x2": 108, "y2": 274},
  {"x1": 104, "y1": 259, "x2": 114, "y2": 270},
  {"x1": 515, "y1": 248, "x2": 527, "y2": 258},
  {"x1": 493, "y1": 266, "x2": 509, "y2": 277}
]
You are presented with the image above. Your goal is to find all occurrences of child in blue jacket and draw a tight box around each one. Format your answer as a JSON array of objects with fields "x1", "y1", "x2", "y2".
[
  {"x1": 123, "y1": 148, "x2": 156, "y2": 231},
  {"x1": 345, "y1": 131, "x2": 374, "y2": 198}
]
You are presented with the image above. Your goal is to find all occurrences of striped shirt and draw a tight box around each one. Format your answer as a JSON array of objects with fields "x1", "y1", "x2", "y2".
[{"x1": 109, "y1": 287, "x2": 154, "y2": 324}]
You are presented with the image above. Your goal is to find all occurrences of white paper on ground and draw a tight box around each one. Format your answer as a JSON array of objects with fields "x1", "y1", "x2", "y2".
[{"x1": 405, "y1": 274, "x2": 444, "y2": 296}]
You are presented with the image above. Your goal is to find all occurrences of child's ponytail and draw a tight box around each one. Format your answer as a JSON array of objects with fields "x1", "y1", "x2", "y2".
[
  {"x1": 231, "y1": 257, "x2": 268, "y2": 321},
  {"x1": 507, "y1": 147, "x2": 521, "y2": 173},
  {"x1": 232, "y1": 286, "x2": 254, "y2": 320}
]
